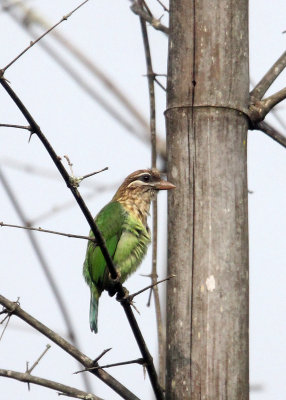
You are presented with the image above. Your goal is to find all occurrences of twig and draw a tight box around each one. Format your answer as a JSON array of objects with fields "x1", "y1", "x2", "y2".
[
  {"x1": 0, "y1": 168, "x2": 92, "y2": 393},
  {"x1": 155, "y1": 0, "x2": 169, "y2": 12},
  {"x1": 249, "y1": 87, "x2": 286, "y2": 123},
  {"x1": 0, "y1": 79, "x2": 164, "y2": 400},
  {"x1": 0, "y1": 295, "x2": 140, "y2": 400},
  {"x1": 0, "y1": 123, "x2": 31, "y2": 130},
  {"x1": 128, "y1": 275, "x2": 175, "y2": 301},
  {"x1": 1, "y1": 0, "x2": 90, "y2": 72},
  {"x1": 130, "y1": 2, "x2": 169, "y2": 34},
  {"x1": 254, "y1": 120, "x2": 286, "y2": 148},
  {"x1": 0, "y1": 369, "x2": 103, "y2": 400},
  {"x1": 93, "y1": 348, "x2": 112, "y2": 365},
  {"x1": 26, "y1": 344, "x2": 51, "y2": 375},
  {"x1": 250, "y1": 50, "x2": 286, "y2": 100},
  {"x1": 81, "y1": 358, "x2": 145, "y2": 372},
  {"x1": 0, "y1": 222, "x2": 95, "y2": 242},
  {"x1": 0, "y1": 313, "x2": 12, "y2": 341}
]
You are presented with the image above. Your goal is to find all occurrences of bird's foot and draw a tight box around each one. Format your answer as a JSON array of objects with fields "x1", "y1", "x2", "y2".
[
  {"x1": 116, "y1": 286, "x2": 129, "y2": 301},
  {"x1": 107, "y1": 272, "x2": 121, "y2": 297}
]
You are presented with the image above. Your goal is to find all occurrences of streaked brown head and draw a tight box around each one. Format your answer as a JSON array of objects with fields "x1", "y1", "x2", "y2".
[{"x1": 113, "y1": 169, "x2": 175, "y2": 224}]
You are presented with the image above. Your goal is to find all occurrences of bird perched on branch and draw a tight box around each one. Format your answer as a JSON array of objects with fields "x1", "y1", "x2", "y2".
[{"x1": 83, "y1": 168, "x2": 175, "y2": 333}]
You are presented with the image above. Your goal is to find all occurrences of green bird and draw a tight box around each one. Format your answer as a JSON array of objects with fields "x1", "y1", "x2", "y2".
[{"x1": 83, "y1": 168, "x2": 175, "y2": 333}]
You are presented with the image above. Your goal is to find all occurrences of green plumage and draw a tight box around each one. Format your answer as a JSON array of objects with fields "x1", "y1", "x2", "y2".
[{"x1": 83, "y1": 201, "x2": 150, "y2": 333}]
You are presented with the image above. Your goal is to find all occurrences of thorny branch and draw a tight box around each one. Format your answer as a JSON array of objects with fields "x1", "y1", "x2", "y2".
[
  {"x1": 0, "y1": 295, "x2": 140, "y2": 400},
  {"x1": 0, "y1": 76, "x2": 164, "y2": 400},
  {"x1": 75, "y1": 358, "x2": 145, "y2": 374},
  {"x1": 138, "y1": 2, "x2": 166, "y2": 388}
]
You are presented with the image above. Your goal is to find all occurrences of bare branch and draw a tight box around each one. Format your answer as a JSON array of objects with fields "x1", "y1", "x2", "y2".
[
  {"x1": 0, "y1": 294, "x2": 140, "y2": 400},
  {"x1": 130, "y1": 2, "x2": 169, "y2": 34},
  {"x1": 0, "y1": 369, "x2": 103, "y2": 400},
  {"x1": 0, "y1": 79, "x2": 163, "y2": 400},
  {"x1": 0, "y1": 222, "x2": 95, "y2": 242},
  {"x1": 254, "y1": 120, "x2": 286, "y2": 149},
  {"x1": 1, "y1": 0, "x2": 90, "y2": 72},
  {"x1": 249, "y1": 87, "x2": 286, "y2": 123},
  {"x1": 250, "y1": 50, "x2": 286, "y2": 100}
]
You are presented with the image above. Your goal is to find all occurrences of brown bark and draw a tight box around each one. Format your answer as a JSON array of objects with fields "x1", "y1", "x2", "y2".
[{"x1": 165, "y1": 1, "x2": 249, "y2": 399}]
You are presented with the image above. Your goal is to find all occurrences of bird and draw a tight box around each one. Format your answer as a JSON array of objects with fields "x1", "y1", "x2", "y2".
[{"x1": 83, "y1": 168, "x2": 175, "y2": 333}]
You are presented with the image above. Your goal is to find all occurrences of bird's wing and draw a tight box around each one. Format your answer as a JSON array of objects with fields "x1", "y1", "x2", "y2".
[
  {"x1": 113, "y1": 215, "x2": 151, "y2": 282},
  {"x1": 83, "y1": 201, "x2": 126, "y2": 291}
]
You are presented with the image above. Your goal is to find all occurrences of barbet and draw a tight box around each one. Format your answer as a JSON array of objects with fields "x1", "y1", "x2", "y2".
[{"x1": 83, "y1": 169, "x2": 175, "y2": 333}]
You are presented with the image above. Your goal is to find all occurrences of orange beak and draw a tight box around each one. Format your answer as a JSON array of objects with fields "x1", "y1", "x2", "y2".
[{"x1": 155, "y1": 180, "x2": 176, "y2": 190}]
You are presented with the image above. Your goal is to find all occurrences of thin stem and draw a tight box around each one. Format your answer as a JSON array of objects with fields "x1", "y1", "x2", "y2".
[
  {"x1": 0, "y1": 294, "x2": 140, "y2": 400},
  {"x1": 26, "y1": 344, "x2": 51, "y2": 374},
  {"x1": 128, "y1": 275, "x2": 175, "y2": 300},
  {"x1": 0, "y1": 369, "x2": 103, "y2": 400},
  {"x1": 80, "y1": 167, "x2": 109, "y2": 181},
  {"x1": 1, "y1": 0, "x2": 90, "y2": 72},
  {"x1": 138, "y1": 4, "x2": 165, "y2": 389},
  {"x1": 0, "y1": 222, "x2": 94, "y2": 242},
  {"x1": 250, "y1": 50, "x2": 286, "y2": 100}
]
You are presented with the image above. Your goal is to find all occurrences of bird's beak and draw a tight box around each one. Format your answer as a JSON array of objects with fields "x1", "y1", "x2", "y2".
[{"x1": 155, "y1": 179, "x2": 176, "y2": 191}]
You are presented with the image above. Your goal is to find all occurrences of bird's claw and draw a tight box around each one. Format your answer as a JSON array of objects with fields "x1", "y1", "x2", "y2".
[{"x1": 107, "y1": 272, "x2": 121, "y2": 297}]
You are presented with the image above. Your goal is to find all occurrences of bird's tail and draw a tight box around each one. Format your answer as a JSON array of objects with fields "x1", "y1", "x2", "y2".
[{"x1": 89, "y1": 290, "x2": 99, "y2": 334}]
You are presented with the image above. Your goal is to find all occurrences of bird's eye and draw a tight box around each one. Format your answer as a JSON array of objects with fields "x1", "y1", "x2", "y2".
[{"x1": 141, "y1": 174, "x2": 151, "y2": 182}]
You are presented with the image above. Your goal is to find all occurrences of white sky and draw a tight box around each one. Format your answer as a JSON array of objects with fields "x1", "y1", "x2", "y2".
[{"x1": 0, "y1": 0, "x2": 286, "y2": 399}]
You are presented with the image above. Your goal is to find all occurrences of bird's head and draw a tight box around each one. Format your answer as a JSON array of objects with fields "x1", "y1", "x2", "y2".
[
  {"x1": 112, "y1": 169, "x2": 175, "y2": 224},
  {"x1": 113, "y1": 169, "x2": 175, "y2": 201}
]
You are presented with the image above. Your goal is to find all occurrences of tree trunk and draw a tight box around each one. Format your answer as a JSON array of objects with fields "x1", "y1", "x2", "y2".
[{"x1": 165, "y1": 1, "x2": 249, "y2": 399}]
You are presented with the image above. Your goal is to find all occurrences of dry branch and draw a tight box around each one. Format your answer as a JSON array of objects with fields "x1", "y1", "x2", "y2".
[
  {"x1": 249, "y1": 87, "x2": 286, "y2": 123},
  {"x1": 0, "y1": 369, "x2": 103, "y2": 400},
  {"x1": 255, "y1": 120, "x2": 286, "y2": 148},
  {"x1": 0, "y1": 294, "x2": 140, "y2": 400},
  {"x1": 250, "y1": 50, "x2": 286, "y2": 100}
]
